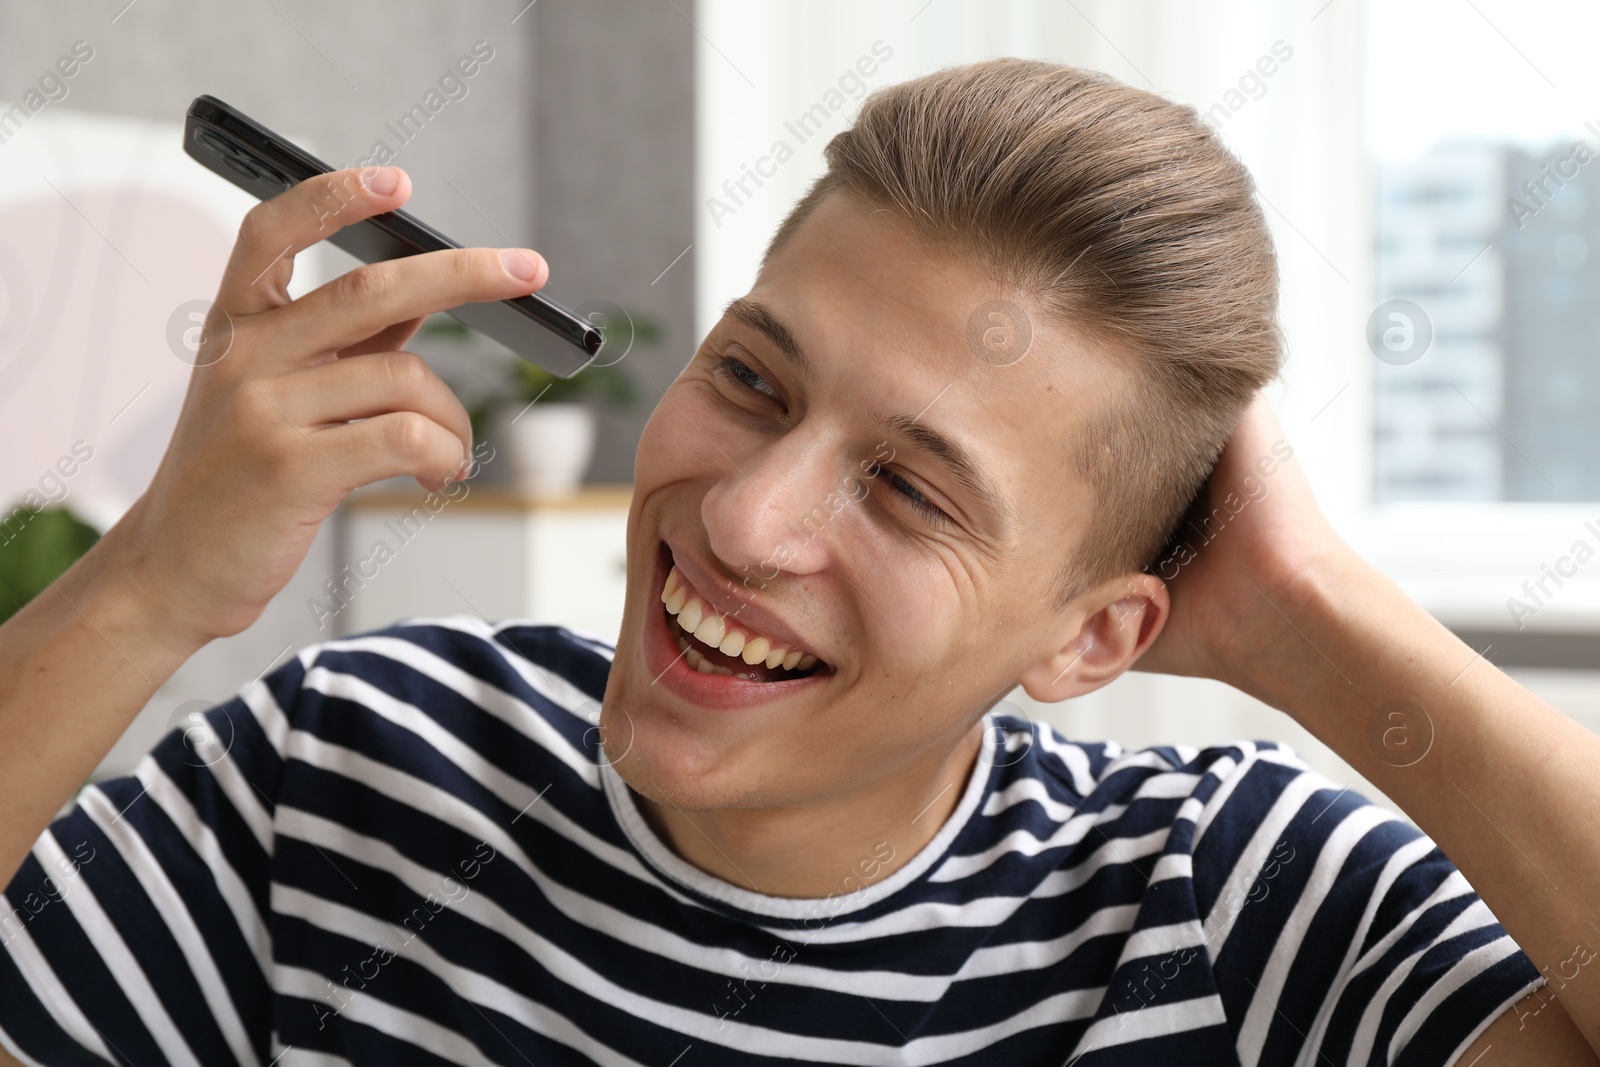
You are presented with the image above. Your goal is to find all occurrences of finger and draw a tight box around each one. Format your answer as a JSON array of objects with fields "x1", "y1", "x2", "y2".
[
  {"x1": 216, "y1": 166, "x2": 413, "y2": 318},
  {"x1": 337, "y1": 316, "x2": 426, "y2": 358},
  {"x1": 256, "y1": 246, "x2": 548, "y2": 361},
  {"x1": 260, "y1": 350, "x2": 472, "y2": 456},
  {"x1": 312, "y1": 410, "x2": 470, "y2": 493}
]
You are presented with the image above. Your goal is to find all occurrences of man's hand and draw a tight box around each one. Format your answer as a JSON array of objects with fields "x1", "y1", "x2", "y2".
[
  {"x1": 1134, "y1": 391, "x2": 1348, "y2": 702},
  {"x1": 0, "y1": 165, "x2": 551, "y2": 892},
  {"x1": 116, "y1": 165, "x2": 549, "y2": 650},
  {"x1": 1136, "y1": 391, "x2": 1600, "y2": 1060}
]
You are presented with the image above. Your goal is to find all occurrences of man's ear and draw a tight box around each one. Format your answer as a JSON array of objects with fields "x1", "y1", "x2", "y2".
[{"x1": 1017, "y1": 571, "x2": 1170, "y2": 704}]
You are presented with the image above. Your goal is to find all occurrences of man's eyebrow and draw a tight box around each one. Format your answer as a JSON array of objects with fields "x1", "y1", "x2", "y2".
[
  {"x1": 873, "y1": 411, "x2": 1015, "y2": 529},
  {"x1": 723, "y1": 297, "x2": 812, "y2": 380}
]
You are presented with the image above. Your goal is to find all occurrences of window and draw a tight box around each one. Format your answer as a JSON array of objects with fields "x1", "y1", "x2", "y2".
[{"x1": 1368, "y1": 0, "x2": 1600, "y2": 504}]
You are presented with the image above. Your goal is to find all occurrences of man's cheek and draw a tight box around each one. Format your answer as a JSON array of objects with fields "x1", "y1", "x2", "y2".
[{"x1": 634, "y1": 388, "x2": 717, "y2": 482}]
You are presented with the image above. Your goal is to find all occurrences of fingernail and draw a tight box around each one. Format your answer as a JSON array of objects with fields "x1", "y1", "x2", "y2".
[
  {"x1": 501, "y1": 249, "x2": 544, "y2": 283},
  {"x1": 361, "y1": 166, "x2": 400, "y2": 196}
]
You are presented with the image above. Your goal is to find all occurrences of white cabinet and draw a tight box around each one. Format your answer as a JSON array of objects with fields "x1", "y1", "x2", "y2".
[{"x1": 333, "y1": 486, "x2": 632, "y2": 646}]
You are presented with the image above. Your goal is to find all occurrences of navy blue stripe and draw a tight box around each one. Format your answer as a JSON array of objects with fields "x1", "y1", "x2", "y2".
[{"x1": 4, "y1": 849, "x2": 168, "y2": 1065}]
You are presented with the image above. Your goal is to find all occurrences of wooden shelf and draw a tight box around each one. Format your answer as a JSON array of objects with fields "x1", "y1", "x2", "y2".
[{"x1": 343, "y1": 484, "x2": 633, "y2": 514}]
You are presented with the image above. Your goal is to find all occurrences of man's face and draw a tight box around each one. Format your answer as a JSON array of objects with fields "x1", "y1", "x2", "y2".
[{"x1": 603, "y1": 190, "x2": 1122, "y2": 811}]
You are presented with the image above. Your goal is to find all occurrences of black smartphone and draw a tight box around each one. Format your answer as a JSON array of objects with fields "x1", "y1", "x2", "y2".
[{"x1": 183, "y1": 94, "x2": 603, "y2": 376}]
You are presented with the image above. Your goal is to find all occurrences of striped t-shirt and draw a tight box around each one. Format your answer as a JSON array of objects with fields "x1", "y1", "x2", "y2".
[{"x1": 0, "y1": 617, "x2": 1541, "y2": 1065}]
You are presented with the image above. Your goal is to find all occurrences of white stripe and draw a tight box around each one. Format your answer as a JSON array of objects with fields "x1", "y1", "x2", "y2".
[
  {"x1": 243, "y1": 662, "x2": 297, "y2": 758},
  {"x1": 0, "y1": 862, "x2": 115, "y2": 1061},
  {"x1": 1150, "y1": 850, "x2": 1196, "y2": 887},
  {"x1": 956, "y1": 904, "x2": 1141, "y2": 979},
  {"x1": 980, "y1": 768, "x2": 1202, "y2": 823},
  {"x1": 928, "y1": 798, "x2": 1141, "y2": 884},
  {"x1": 275, "y1": 1047, "x2": 355, "y2": 1067},
  {"x1": 1351, "y1": 868, "x2": 1478, "y2": 977},
  {"x1": 1033, "y1": 727, "x2": 1101, "y2": 795},
  {"x1": 141, "y1": 761, "x2": 273, "y2": 976},
  {"x1": 1345, "y1": 896, "x2": 1503, "y2": 1065},
  {"x1": 380, "y1": 614, "x2": 613, "y2": 718},
  {"x1": 982, "y1": 774, "x2": 1083, "y2": 821},
  {"x1": 272, "y1": 886, "x2": 649, "y2": 1066},
  {"x1": 1092, "y1": 746, "x2": 1196, "y2": 782},
  {"x1": 1190, "y1": 745, "x2": 1254, "y2": 848},
  {"x1": 426, "y1": 612, "x2": 618, "y2": 665},
  {"x1": 1442, "y1": 975, "x2": 1546, "y2": 1067},
  {"x1": 309, "y1": 637, "x2": 599, "y2": 786},
  {"x1": 1234, "y1": 802, "x2": 1394, "y2": 1062},
  {"x1": 1293, "y1": 834, "x2": 1451, "y2": 1067},
  {"x1": 1030, "y1": 828, "x2": 1175, "y2": 899},
  {"x1": 39, "y1": 828, "x2": 203, "y2": 1067},
  {"x1": 1387, "y1": 933, "x2": 1527, "y2": 1063},
  {"x1": 1069, "y1": 994, "x2": 1228, "y2": 1057},
  {"x1": 1200, "y1": 766, "x2": 1329, "y2": 958},
  {"x1": 305, "y1": 664, "x2": 583, "y2": 818},
  {"x1": 284, "y1": 689, "x2": 661, "y2": 900},
  {"x1": 195, "y1": 745, "x2": 274, "y2": 854},
  {"x1": 79, "y1": 785, "x2": 260, "y2": 1066},
  {"x1": 1118, "y1": 918, "x2": 1208, "y2": 963},
  {"x1": 272, "y1": 964, "x2": 506, "y2": 1067}
]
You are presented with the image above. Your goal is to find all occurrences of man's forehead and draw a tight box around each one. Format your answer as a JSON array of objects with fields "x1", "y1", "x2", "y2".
[{"x1": 753, "y1": 190, "x2": 1116, "y2": 390}]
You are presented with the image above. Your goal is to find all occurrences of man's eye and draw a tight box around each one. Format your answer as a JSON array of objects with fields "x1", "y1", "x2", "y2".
[
  {"x1": 714, "y1": 356, "x2": 780, "y2": 400},
  {"x1": 885, "y1": 470, "x2": 950, "y2": 526}
]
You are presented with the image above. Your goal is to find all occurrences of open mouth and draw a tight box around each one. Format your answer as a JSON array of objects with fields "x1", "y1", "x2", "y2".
[{"x1": 658, "y1": 547, "x2": 827, "y2": 683}]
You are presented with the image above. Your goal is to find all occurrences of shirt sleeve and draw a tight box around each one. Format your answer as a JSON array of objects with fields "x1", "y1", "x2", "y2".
[
  {"x1": 1191, "y1": 744, "x2": 1544, "y2": 1067},
  {"x1": 0, "y1": 649, "x2": 309, "y2": 1067}
]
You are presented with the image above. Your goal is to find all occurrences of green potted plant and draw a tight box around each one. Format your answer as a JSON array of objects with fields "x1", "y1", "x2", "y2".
[
  {"x1": 459, "y1": 310, "x2": 652, "y2": 495},
  {"x1": 479, "y1": 360, "x2": 637, "y2": 494},
  {"x1": 0, "y1": 506, "x2": 100, "y2": 626}
]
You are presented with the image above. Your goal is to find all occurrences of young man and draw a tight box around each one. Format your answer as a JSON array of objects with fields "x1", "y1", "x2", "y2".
[{"x1": 0, "y1": 58, "x2": 1596, "y2": 1065}]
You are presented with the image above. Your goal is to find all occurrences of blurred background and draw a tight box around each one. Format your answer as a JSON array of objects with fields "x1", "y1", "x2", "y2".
[{"x1": 0, "y1": 0, "x2": 1596, "y2": 813}]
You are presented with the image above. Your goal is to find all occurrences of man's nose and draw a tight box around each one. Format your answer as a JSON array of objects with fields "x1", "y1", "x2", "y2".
[{"x1": 701, "y1": 430, "x2": 842, "y2": 582}]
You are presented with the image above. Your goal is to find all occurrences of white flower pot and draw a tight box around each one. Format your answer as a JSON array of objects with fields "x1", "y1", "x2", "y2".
[{"x1": 496, "y1": 402, "x2": 597, "y2": 495}]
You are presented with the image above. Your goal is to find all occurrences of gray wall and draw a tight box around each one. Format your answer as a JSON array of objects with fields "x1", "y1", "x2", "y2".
[
  {"x1": 528, "y1": 0, "x2": 696, "y2": 482},
  {"x1": 0, "y1": 0, "x2": 693, "y2": 481}
]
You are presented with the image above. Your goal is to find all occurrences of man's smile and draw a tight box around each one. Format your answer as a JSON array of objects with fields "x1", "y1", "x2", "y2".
[{"x1": 639, "y1": 538, "x2": 834, "y2": 711}]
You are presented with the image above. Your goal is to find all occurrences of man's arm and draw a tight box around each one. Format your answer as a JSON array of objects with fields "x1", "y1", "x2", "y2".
[
  {"x1": 1138, "y1": 395, "x2": 1600, "y2": 1061},
  {"x1": 1263, "y1": 542, "x2": 1600, "y2": 1062},
  {"x1": 0, "y1": 164, "x2": 543, "y2": 891},
  {"x1": 0, "y1": 520, "x2": 205, "y2": 896},
  {"x1": 1465, "y1": 989, "x2": 1596, "y2": 1064}
]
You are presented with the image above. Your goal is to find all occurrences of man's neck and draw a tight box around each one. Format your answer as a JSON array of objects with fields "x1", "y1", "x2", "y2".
[{"x1": 632, "y1": 723, "x2": 986, "y2": 899}]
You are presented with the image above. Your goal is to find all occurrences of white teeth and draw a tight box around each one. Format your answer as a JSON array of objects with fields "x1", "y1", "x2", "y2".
[
  {"x1": 663, "y1": 564, "x2": 823, "y2": 674},
  {"x1": 693, "y1": 613, "x2": 726, "y2": 647}
]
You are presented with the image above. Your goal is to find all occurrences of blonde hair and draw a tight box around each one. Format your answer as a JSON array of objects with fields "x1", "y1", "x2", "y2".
[{"x1": 765, "y1": 58, "x2": 1283, "y2": 605}]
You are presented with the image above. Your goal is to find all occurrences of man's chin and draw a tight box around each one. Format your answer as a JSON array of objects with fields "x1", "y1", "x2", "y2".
[{"x1": 600, "y1": 727, "x2": 759, "y2": 814}]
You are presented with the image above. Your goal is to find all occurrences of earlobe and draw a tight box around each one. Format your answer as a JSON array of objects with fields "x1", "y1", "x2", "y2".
[{"x1": 1017, "y1": 573, "x2": 1170, "y2": 704}]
